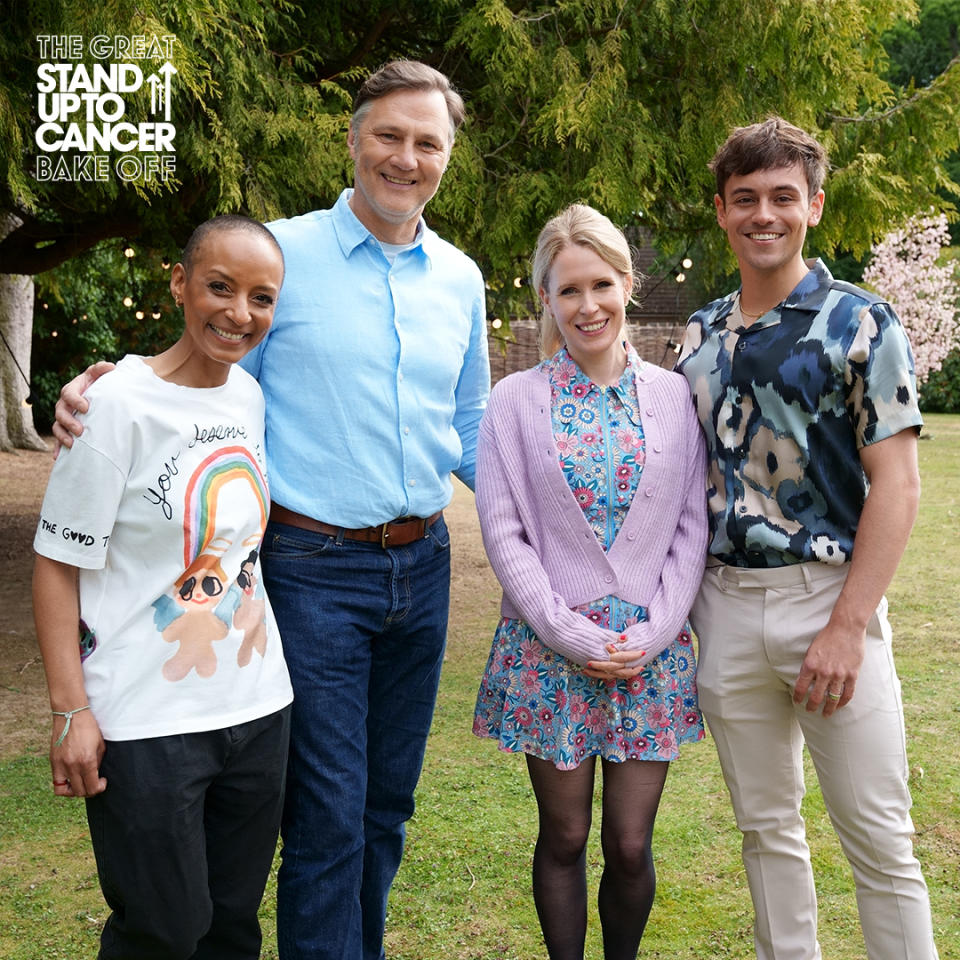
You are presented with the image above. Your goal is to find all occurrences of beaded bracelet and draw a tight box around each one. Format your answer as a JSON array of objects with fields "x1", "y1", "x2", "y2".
[{"x1": 52, "y1": 705, "x2": 91, "y2": 747}]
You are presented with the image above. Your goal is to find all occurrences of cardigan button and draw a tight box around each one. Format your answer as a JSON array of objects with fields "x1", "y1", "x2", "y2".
[
  {"x1": 604, "y1": 575, "x2": 613, "y2": 583},
  {"x1": 644, "y1": 488, "x2": 654, "y2": 497}
]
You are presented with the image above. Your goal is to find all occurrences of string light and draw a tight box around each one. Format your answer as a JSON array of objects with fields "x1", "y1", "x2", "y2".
[
  {"x1": 491, "y1": 318, "x2": 503, "y2": 329},
  {"x1": 123, "y1": 246, "x2": 135, "y2": 259},
  {"x1": 151, "y1": 306, "x2": 161, "y2": 320},
  {"x1": 682, "y1": 257, "x2": 693, "y2": 269},
  {"x1": 135, "y1": 310, "x2": 145, "y2": 320},
  {"x1": 513, "y1": 277, "x2": 523, "y2": 288},
  {"x1": 123, "y1": 296, "x2": 133, "y2": 307},
  {"x1": 676, "y1": 273, "x2": 686, "y2": 283},
  {"x1": 161, "y1": 256, "x2": 171, "y2": 269}
]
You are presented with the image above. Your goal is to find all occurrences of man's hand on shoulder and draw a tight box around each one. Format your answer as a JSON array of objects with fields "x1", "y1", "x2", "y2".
[{"x1": 52, "y1": 361, "x2": 116, "y2": 454}]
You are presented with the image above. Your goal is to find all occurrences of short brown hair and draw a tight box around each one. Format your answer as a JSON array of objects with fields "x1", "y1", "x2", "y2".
[
  {"x1": 710, "y1": 116, "x2": 828, "y2": 201},
  {"x1": 352, "y1": 60, "x2": 465, "y2": 145}
]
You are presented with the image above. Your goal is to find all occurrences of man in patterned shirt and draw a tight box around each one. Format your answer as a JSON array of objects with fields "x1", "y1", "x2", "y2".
[{"x1": 677, "y1": 118, "x2": 938, "y2": 960}]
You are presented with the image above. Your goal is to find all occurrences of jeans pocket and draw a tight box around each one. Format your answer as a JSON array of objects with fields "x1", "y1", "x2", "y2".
[
  {"x1": 262, "y1": 529, "x2": 335, "y2": 560},
  {"x1": 426, "y1": 516, "x2": 450, "y2": 551}
]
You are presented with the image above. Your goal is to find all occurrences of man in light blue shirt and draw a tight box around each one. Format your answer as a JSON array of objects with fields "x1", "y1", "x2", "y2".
[
  {"x1": 241, "y1": 188, "x2": 488, "y2": 526},
  {"x1": 242, "y1": 60, "x2": 488, "y2": 960},
  {"x1": 54, "y1": 60, "x2": 489, "y2": 960}
]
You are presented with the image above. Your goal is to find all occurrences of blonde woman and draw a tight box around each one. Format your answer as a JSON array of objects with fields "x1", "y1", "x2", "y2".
[{"x1": 473, "y1": 204, "x2": 708, "y2": 960}]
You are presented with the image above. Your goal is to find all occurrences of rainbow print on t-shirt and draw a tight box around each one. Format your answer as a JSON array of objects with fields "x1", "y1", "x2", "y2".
[{"x1": 182, "y1": 445, "x2": 269, "y2": 568}]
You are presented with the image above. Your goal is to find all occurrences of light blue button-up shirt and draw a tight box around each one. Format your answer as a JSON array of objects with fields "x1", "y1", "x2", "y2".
[{"x1": 241, "y1": 189, "x2": 489, "y2": 528}]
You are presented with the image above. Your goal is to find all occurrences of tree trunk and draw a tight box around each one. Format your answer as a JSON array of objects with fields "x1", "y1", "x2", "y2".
[{"x1": 0, "y1": 214, "x2": 48, "y2": 452}]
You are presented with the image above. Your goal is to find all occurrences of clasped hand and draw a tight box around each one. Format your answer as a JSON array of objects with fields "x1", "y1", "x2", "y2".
[{"x1": 584, "y1": 634, "x2": 649, "y2": 680}]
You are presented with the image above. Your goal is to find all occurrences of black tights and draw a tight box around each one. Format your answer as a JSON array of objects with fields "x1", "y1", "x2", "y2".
[{"x1": 525, "y1": 754, "x2": 669, "y2": 960}]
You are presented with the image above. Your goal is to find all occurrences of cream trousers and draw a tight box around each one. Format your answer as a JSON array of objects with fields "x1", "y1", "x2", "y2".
[{"x1": 692, "y1": 561, "x2": 938, "y2": 960}]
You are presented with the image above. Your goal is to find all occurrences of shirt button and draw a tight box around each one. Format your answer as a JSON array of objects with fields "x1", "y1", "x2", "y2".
[
  {"x1": 408, "y1": 478, "x2": 417, "y2": 487},
  {"x1": 398, "y1": 372, "x2": 404, "y2": 382},
  {"x1": 404, "y1": 426, "x2": 410, "y2": 435}
]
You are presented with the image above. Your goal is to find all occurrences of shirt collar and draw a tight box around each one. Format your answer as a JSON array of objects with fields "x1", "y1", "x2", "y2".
[
  {"x1": 708, "y1": 258, "x2": 832, "y2": 328},
  {"x1": 782, "y1": 258, "x2": 833, "y2": 312},
  {"x1": 331, "y1": 189, "x2": 432, "y2": 263}
]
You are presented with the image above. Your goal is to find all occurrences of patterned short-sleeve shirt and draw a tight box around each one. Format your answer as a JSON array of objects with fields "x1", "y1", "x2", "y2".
[{"x1": 677, "y1": 259, "x2": 922, "y2": 568}]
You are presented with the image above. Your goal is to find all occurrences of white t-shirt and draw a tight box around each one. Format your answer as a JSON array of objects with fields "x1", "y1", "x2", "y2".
[{"x1": 34, "y1": 356, "x2": 293, "y2": 741}]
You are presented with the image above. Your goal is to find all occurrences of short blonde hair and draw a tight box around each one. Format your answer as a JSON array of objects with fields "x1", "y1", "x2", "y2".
[{"x1": 531, "y1": 204, "x2": 637, "y2": 358}]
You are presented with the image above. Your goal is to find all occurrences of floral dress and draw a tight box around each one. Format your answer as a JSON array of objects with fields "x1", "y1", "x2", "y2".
[{"x1": 473, "y1": 347, "x2": 704, "y2": 770}]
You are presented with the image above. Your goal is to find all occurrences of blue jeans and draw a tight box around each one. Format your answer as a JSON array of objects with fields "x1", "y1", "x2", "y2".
[{"x1": 261, "y1": 516, "x2": 451, "y2": 960}]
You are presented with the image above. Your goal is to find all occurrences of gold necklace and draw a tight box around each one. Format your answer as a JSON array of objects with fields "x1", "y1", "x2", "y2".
[{"x1": 737, "y1": 296, "x2": 765, "y2": 322}]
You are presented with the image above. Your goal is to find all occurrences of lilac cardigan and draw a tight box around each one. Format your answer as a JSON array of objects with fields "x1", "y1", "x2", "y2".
[{"x1": 475, "y1": 358, "x2": 708, "y2": 668}]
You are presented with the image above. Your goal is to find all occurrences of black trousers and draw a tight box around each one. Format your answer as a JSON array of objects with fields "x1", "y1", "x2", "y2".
[{"x1": 85, "y1": 706, "x2": 291, "y2": 960}]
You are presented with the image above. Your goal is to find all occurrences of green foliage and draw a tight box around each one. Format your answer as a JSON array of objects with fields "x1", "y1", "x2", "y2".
[
  {"x1": 0, "y1": 0, "x2": 352, "y2": 272},
  {"x1": 442, "y1": 0, "x2": 960, "y2": 313},
  {"x1": 920, "y1": 345, "x2": 960, "y2": 412},
  {"x1": 29, "y1": 242, "x2": 179, "y2": 428},
  {"x1": 882, "y1": 0, "x2": 960, "y2": 244},
  {"x1": 884, "y1": 0, "x2": 960, "y2": 86},
  {"x1": 3, "y1": 0, "x2": 960, "y2": 326}
]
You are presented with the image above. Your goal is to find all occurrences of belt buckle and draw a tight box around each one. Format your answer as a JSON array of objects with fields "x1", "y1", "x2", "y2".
[{"x1": 380, "y1": 523, "x2": 391, "y2": 548}]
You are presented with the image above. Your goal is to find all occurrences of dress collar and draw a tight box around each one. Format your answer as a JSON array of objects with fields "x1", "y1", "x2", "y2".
[{"x1": 545, "y1": 345, "x2": 643, "y2": 425}]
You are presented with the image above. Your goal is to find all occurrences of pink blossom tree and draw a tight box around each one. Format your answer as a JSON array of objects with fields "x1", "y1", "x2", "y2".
[{"x1": 863, "y1": 212, "x2": 960, "y2": 384}]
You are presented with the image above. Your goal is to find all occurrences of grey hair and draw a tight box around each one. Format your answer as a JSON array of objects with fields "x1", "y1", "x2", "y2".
[{"x1": 351, "y1": 60, "x2": 465, "y2": 147}]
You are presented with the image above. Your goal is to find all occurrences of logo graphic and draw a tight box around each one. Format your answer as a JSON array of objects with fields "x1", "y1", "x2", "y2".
[{"x1": 34, "y1": 34, "x2": 178, "y2": 184}]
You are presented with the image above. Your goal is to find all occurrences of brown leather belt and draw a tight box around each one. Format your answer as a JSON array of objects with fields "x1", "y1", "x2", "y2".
[{"x1": 270, "y1": 503, "x2": 442, "y2": 548}]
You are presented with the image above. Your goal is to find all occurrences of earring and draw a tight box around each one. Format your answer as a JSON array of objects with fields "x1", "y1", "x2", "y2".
[{"x1": 174, "y1": 296, "x2": 183, "y2": 307}]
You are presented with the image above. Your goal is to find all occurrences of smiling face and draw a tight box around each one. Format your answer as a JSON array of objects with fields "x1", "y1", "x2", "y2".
[
  {"x1": 167, "y1": 228, "x2": 284, "y2": 387},
  {"x1": 541, "y1": 243, "x2": 631, "y2": 385},
  {"x1": 715, "y1": 162, "x2": 824, "y2": 292},
  {"x1": 347, "y1": 88, "x2": 452, "y2": 243}
]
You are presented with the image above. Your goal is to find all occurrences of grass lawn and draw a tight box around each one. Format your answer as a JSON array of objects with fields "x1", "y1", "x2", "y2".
[{"x1": 2, "y1": 414, "x2": 957, "y2": 959}]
